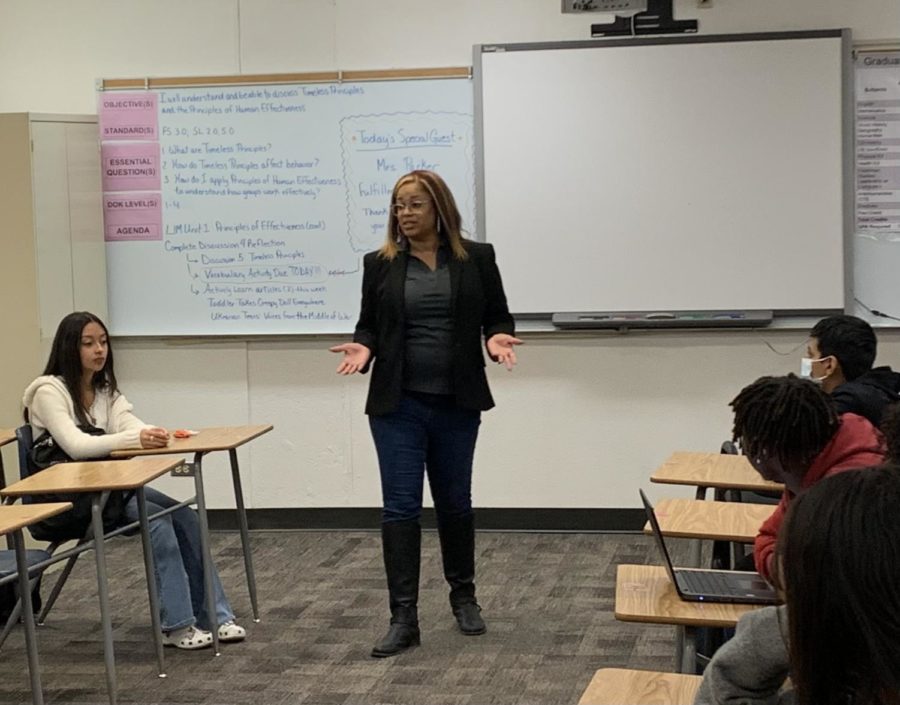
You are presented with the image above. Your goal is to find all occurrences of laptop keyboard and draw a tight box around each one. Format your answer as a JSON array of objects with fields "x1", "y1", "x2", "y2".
[{"x1": 679, "y1": 570, "x2": 749, "y2": 597}]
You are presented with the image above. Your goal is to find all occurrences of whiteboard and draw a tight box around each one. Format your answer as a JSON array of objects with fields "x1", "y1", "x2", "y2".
[
  {"x1": 476, "y1": 31, "x2": 851, "y2": 314},
  {"x1": 100, "y1": 76, "x2": 474, "y2": 335}
]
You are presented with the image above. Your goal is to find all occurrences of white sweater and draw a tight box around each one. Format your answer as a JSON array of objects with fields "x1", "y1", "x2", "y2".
[{"x1": 23, "y1": 375, "x2": 150, "y2": 460}]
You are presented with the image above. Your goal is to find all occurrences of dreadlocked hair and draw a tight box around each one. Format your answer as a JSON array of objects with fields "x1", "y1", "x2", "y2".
[
  {"x1": 881, "y1": 402, "x2": 900, "y2": 463},
  {"x1": 730, "y1": 374, "x2": 839, "y2": 470}
]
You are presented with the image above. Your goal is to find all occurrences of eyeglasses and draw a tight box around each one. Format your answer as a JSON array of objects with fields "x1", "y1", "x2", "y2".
[{"x1": 391, "y1": 200, "x2": 430, "y2": 215}]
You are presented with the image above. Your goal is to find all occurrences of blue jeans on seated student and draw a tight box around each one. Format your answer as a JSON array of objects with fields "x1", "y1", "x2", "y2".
[
  {"x1": 369, "y1": 392, "x2": 481, "y2": 522},
  {"x1": 122, "y1": 487, "x2": 234, "y2": 632}
]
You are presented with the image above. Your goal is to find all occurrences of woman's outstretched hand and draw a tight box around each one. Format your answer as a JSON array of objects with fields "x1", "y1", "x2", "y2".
[
  {"x1": 486, "y1": 334, "x2": 523, "y2": 371},
  {"x1": 329, "y1": 342, "x2": 372, "y2": 375}
]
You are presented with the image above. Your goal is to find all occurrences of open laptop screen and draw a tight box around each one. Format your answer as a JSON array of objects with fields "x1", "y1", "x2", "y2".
[{"x1": 639, "y1": 489, "x2": 680, "y2": 585}]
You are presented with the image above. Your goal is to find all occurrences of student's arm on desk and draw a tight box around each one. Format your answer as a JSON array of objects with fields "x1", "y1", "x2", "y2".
[
  {"x1": 108, "y1": 393, "x2": 168, "y2": 448},
  {"x1": 753, "y1": 497, "x2": 786, "y2": 582},
  {"x1": 31, "y1": 385, "x2": 143, "y2": 459},
  {"x1": 694, "y1": 605, "x2": 791, "y2": 705}
]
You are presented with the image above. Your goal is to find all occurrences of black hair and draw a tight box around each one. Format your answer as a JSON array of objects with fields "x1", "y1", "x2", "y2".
[
  {"x1": 30, "y1": 312, "x2": 118, "y2": 425},
  {"x1": 810, "y1": 315, "x2": 877, "y2": 381},
  {"x1": 780, "y1": 466, "x2": 900, "y2": 705},
  {"x1": 880, "y1": 403, "x2": 900, "y2": 463},
  {"x1": 731, "y1": 374, "x2": 838, "y2": 473}
]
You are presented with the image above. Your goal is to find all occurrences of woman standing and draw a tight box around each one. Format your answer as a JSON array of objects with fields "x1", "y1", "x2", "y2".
[
  {"x1": 331, "y1": 170, "x2": 521, "y2": 657},
  {"x1": 23, "y1": 311, "x2": 245, "y2": 650}
]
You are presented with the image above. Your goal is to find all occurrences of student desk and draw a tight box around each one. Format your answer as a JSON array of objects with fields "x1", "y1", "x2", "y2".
[
  {"x1": 651, "y1": 451, "x2": 783, "y2": 499},
  {"x1": 615, "y1": 564, "x2": 762, "y2": 673},
  {"x1": 578, "y1": 668, "x2": 701, "y2": 705},
  {"x1": 0, "y1": 502, "x2": 72, "y2": 705},
  {"x1": 644, "y1": 498, "x2": 773, "y2": 543},
  {"x1": 1, "y1": 457, "x2": 183, "y2": 705},
  {"x1": 650, "y1": 452, "x2": 782, "y2": 566},
  {"x1": 111, "y1": 424, "x2": 273, "y2": 653}
]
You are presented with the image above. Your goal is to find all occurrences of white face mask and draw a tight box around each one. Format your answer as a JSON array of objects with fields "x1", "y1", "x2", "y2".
[{"x1": 800, "y1": 356, "x2": 829, "y2": 383}]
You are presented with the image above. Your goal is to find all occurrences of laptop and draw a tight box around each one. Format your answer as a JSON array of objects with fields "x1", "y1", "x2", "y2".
[{"x1": 639, "y1": 489, "x2": 779, "y2": 605}]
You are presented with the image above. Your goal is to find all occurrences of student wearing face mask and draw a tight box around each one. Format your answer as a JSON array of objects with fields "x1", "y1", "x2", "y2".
[
  {"x1": 801, "y1": 315, "x2": 900, "y2": 428},
  {"x1": 730, "y1": 374, "x2": 883, "y2": 583}
]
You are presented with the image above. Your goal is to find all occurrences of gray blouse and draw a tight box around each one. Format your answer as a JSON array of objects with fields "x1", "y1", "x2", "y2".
[{"x1": 403, "y1": 248, "x2": 454, "y2": 395}]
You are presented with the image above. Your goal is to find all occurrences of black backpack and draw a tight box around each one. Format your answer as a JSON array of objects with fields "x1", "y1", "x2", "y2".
[{"x1": 25, "y1": 425, "x2": 132, "y2": 542}]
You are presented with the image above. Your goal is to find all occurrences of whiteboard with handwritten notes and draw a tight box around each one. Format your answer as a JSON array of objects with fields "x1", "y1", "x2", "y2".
[{"x1": 99, "y1": 75, "x2": 474, "y2": 335}]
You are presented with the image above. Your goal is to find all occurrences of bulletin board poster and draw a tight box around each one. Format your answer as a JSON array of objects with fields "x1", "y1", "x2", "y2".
[
  {"x1": 855, "y1": 52, "x2": 900, "y2": 240},
  {"x1": 99, "y1": 93, "x2": 163, "y2": 242},
  {"x1": 853, "y1": 51, "x2": 900, "y2": 321}
]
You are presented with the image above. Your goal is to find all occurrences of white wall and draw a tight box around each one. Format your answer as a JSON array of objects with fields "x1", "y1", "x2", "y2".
[{"x1": 1, "y1": 0, "x2": 898, "y2": 510}]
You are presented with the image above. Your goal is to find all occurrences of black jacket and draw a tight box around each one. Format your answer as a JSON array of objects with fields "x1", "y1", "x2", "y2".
[
  {"x1": 353, "y1": 240, "x2": 515, "y2": 416},
  {"x1": 832, "y1": 366, "x2": 900, "y2": 428}
]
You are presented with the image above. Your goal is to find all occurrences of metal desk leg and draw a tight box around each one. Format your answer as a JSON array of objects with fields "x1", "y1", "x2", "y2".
[
  {"x1": 136, "y1": 489, "x2": 166, "y2": 677},
  {"x1": 228, "y1": 448, "x2": 259, "y2": 622},
  {"x1": 14, "y1": 529, "x2": 44, "y2": 705},
  {"x1": 193, "y1": 453, "x2": 220, "y2": 655},
  {"x1": 681, "y1": 626, "x2": 698, "y2": 674},
  {"x1": 91, "y1": 493, "x2": 117, "y2": 705},
  {"x1": 689, "y1": 539, "x2": 702, "y2": 567},
  {"x1": 674, "y1": 625, "x2": 684, "y2": 672},
  {"x1": 690, "y1": 485, "x2": 710, "y2": 566}
]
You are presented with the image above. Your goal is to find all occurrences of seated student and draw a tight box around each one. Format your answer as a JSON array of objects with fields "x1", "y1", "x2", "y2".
[
  {"x1": 22, "y1": 311, "x2": 246, "y2": 650},
  {"x1": 730, "y1": 374, "x2": 883, "y2": 581},
  {"x1": 803, "y1": 314, "x2": 900, "y2": 427},
  {"x1": 695, "y1": 466, "x2": 900, "y2": 705}
]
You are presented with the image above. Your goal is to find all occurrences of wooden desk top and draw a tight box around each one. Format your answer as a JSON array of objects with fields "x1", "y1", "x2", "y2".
[
  {"x1": 0, "y1": 428, "x2": 15, "y2": 447},
  {"x1": 651, "y1": 451, "x2": 784, "y2": 493},
  {"x1": 644, "y1": 498, "x2": 774, "y2": 543},
  {"x1": 578, "y1": 668, "x2": 701, "y2": 705},
  {"x1": 110, "y1": 424, "x2": 273, "y2": 458},
  {"x1": 0, "y1": 503, "x2": 73, "y2": 535},
  {"x1": 615, "y1": 564, "x2": 761, "y2": 628},
  {"x1": 0, "y1": 457, "x2": 183, "y2": 496}
]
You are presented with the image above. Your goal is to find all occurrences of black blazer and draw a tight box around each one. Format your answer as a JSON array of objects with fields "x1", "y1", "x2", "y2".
[{"x1": 353, "y1": 240, "x2": 515, "y2": 416}]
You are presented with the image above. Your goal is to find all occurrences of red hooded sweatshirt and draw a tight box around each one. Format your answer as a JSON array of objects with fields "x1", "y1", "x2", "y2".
[{"x1": 754, "y1": 413, "x2": 884, "y2": 582}]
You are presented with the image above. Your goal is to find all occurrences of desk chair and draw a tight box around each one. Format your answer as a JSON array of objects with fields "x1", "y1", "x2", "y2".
[
  {"x1": 12, "y1": 424, "x2": 72, "y2": 628},
  {"x1": 0, "y1": 549, "x2": 51, "y2": 623},
  {"x1": 0, "y1": 428, "x2": 55, "y2": 644}
]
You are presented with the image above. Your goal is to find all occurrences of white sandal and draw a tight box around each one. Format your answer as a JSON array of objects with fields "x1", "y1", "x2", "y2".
[
  {"x1": 217, "y1": 620, "x2": 246, "y2": 642},
  {"x1": 163, "y1": 625, "x2": 213, "y2": 650}
]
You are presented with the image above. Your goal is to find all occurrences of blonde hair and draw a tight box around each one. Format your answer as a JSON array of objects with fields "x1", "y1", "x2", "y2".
[{"x1": 378, "y1": 170, "x2": 468, "y2": 261}]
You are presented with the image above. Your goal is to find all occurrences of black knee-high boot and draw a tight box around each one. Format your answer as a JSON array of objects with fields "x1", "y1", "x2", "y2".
[
  {"x1": 371, "y1": 519, "x2": 421, "y2": 657},
  {"x1": 436, "y1": 511, "x2": 486, "y2": 635}
]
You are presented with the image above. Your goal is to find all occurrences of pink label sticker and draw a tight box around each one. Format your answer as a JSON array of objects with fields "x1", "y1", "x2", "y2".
[
  {"x1": 101, "y1": 142, "x2": 161, "y2": 192},
  {"x1": 103, "y1": 192, "x2": 162, "y2": 242},
  {"x1": 98, "y1": 92, "x2": 158, "y2": 141}
]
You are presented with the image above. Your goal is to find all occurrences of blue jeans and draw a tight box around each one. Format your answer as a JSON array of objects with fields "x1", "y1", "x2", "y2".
[
  {"x1": 122, "y1": 487, "x2": 234, "y2": 632},
  {"x1": 369, "y1": 393, "x2": 481, "y2": 523}
]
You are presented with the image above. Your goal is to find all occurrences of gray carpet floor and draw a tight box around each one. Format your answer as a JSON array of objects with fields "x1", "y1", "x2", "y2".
[{"x1": 0, "y1": 530, "x2": 693, "y2": 705}]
